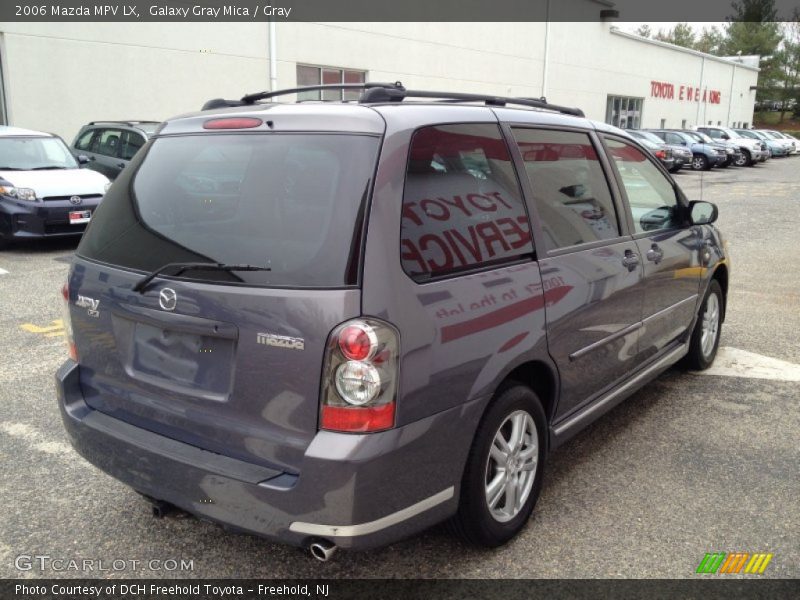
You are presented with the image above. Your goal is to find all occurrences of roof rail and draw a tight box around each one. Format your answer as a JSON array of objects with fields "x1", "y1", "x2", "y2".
[
  {"x1": 202, "y1": 82, "x2": 406, "y2": 110},
  {"x1": 201, "y1": 82, "x2": 585, "y2": 117},
  {"x1": 87, "y1": 120, "x2": 160, "y2": 126},
  {"x1": 240, "y1": 82, "x2": 405, "y2": 104},
  {"x1": 396, "y1": 90, "x2": 584, "y2": 117}
]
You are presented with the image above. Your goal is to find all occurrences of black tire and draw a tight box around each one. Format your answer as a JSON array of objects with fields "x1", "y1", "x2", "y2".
[
  {"x1": 691, "y1": 154, "x2": 709, "y2": 171},
  {"x1": 0, "y1": 235, "x2": 10, "y2": 250},
  {"x1": 450, "y1": 383, "x2": 546, "y2": 548},
  {"x1": 733, "y1": 151, "x2": 748, "y2": 167},
  {"x1": 683, "y1": 279, "x2": 723, "y2": 370},
  {"x1": 742, "y1": 149, "x2": 755, "y2": 167}
]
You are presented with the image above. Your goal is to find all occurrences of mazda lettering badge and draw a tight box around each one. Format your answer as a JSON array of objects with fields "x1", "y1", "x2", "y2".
[{"x1": 158, "y1": 288, "x2": 177, "y2": 311}]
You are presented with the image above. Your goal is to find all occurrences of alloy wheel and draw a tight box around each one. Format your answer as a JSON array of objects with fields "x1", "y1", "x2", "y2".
[
  {"x1": 700, "y1": 293, "x2": 720, "y2": 359},
  {"x1": 484, "y1": 410, "x2": 538, "y2": 523}
]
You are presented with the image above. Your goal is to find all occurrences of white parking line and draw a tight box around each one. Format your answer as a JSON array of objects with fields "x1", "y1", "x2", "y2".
[
  {"x1": 0, "y1": 267, "x2": 8, "y2": 275},
  {"x1": 692, "y1": 346, "x2": 800, "y2": 382}
]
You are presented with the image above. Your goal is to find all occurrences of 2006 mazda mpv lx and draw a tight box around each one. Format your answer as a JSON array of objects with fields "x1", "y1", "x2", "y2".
[{"x1": 57, "y1": 82, "x2": 728, "y2": 560}]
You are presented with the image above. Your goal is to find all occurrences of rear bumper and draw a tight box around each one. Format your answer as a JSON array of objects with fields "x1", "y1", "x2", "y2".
[
  {"x1": 0, "y1": 196, "x2": 101, "y2": 239},
  {"x1": 56, "y1": 360, "x2": 478, "y2": 550}
]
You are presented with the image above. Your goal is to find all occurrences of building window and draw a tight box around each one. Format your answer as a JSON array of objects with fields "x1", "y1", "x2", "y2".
[
  {"x1": 605, "y1": 96, "x2": 643, "y2": 129},
  {"x1": 717, "y1": 121, "x2": 722, "y2": 126},
  {"x1": 660, "y1": 118, "x2": 666, "y2": 128},
  {"x1": 296, "y1": 65, "x2": 366, "y2": 101},
  {"x1": 681, "y1": 119, "x2": 687, "y2": 128},
  {"x1": 742, "y1": 122, "x2": 749, "y2": 128},
  {"x1": 708, "y1": 120, "x2": 713, "y2": 125}
]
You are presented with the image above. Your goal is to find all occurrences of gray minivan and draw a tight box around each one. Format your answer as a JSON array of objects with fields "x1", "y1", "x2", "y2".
[{"x1": 57, "y1": 83, "x2": 728, "y2": 560}]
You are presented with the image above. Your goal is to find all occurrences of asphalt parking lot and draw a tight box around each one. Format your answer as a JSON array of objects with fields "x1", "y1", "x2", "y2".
[{"x1": 0, "y1": 157, "x2": 798, "y2": 579}]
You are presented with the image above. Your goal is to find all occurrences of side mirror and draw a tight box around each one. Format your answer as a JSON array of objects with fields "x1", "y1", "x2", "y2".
[
  {"x1": 690, "y1": 200, "x2": 718, "y2": 225},
  {"x1": 721, "y1": 134, "x2": 730, "y2": 140},
  {"x1": 77, "y1": 154, "x2": 90, "y2": 165}
]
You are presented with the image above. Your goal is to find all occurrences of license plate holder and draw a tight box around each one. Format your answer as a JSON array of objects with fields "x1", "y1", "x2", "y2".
[{"x1": 69, "y1": 210, "x2": 92, "y2": 225}]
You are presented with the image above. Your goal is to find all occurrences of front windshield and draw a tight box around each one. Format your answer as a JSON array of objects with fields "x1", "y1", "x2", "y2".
[
  {"x1": 764, "y1": 132, "x2": 781, "y2": 139},
  {"x1": 694, "y1": 132, "x2": 715, "y2": 143},
  {"x1": 0, "y1": 136, "x2": 79, "y2": 170},
  {"x1": 736, "y1": 130, "x2": 760, "y2": 140}
]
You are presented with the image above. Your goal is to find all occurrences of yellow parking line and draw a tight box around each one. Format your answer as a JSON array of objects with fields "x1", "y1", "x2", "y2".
[{"x1": 20, "y1": 319, "x2": 65, "y2": 337}]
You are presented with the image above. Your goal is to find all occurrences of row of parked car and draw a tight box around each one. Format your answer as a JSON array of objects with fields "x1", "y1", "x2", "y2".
[
  {"x1": 0, "y1": 121, "x2": 157, "y2": 248},
  {"x1": 0, "y1": 115, "x2": 796, "y2": 249},
  {"x1": 627, "y1": 126, "x2": 798, "y2": 172}
]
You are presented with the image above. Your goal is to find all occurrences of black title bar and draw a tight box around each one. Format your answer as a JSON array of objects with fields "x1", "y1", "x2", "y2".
[
  {"x1": 4, "y1": 579, "x2": 800, "y2": 600},
  {"x1": 4, "y1": 0, "x2": 800, "y2": 22}
]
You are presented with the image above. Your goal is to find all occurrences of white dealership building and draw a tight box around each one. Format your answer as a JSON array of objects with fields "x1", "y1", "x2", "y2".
[{"x1": 0, "y1": 18, "x2": 759, "y2": 141}]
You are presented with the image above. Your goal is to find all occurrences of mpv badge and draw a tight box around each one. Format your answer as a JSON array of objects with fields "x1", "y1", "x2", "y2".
[
  {"x1": 69, "y1": 196, "x2": 82, "y2": 205},
  {"x1": 257, "y1": 332, "x2": 305, "y2": 351},
  {"x1": 158, "y1": 288, "x2": 177, "y2": 311}
]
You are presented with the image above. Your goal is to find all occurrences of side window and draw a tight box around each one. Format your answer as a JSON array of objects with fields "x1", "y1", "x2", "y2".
[
  {"x1": 605, "y1": 138, "x2": 680, "y2": 234},
  {"x1": 119, "y1": 131, "x2": 145, "y2": 160},
  {"x1": 666, "y1": 133, "x2": 683, "y2": 145},
  {"x1": 400, "y1": 124, "x2": 533, "y2": 280},
  {"x1": 74, "y1": 129, "x2": 97, "y2": 151},
  {"x1": 511, "y1": 128, "x2": 620, "y2": 251},
  {"x1": 90, "y1": 129, "x2": 122, "y2": 157},
  {"x1": 707, "y1": 129, "x2": 722, "y2": 139}
]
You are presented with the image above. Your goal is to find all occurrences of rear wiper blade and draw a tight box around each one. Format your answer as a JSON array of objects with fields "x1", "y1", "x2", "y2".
[{"x1": 133, "y1": 261, "x2": 271, "y2": 294}]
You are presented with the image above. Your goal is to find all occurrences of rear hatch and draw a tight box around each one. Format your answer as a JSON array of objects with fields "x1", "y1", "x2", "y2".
[{"x1": 69, "y1": 112, "x2": 383, "y2": 472}]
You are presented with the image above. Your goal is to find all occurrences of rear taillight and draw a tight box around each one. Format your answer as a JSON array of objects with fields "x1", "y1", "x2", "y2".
[
  {"x1": 320, "y1": 318, "x2": 399, "y2": 433},
  {"x1": 61, "y1": 280, "x2": 78, "y2": 361},
  {"x1": 655, "y1": 150, "x2": 666, "y2": 159}
]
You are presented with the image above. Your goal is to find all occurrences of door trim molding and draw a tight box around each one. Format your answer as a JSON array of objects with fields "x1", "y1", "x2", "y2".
[
  {"x1": 643, "y1": 294, "x2": 699, "y2": 324},
  {"x1": 568, "y1": 294, "x2": 698, "y2": 362},
  {"x1": 569, "y1": 321, "x2": 642, "y2": 362},
  {"x1": 552, "y1": 342, "x2": 688, "y2": 446}
]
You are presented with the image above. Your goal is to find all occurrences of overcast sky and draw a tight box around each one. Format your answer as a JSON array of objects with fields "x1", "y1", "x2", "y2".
[{"x1": 619, "y1": 22, "x2": 729, "y2": 35}]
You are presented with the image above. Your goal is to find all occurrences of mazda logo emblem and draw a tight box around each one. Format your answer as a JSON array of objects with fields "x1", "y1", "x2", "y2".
[
  {"x1": 69, "y1": 195, "x2": 82, "y2": 205},
  {"x1": 158, "y1": 288, "x2": 177, "y2": 311}
]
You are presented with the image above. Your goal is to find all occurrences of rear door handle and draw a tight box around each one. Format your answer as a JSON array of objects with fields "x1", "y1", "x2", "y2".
[
  {"x1": 646, "y1": 244, "x2": 664, "y2": 264},
  {"x1": 622, "y1": 250, "x2": 640, "y2": 271}
]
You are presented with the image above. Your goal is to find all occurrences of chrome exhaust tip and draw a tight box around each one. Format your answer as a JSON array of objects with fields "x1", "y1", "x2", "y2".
[{"x1": 309, "y1": 539, "x2": 337, "y2": 562}]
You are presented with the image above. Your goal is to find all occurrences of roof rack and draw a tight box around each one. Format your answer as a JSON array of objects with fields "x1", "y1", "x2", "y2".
[
  {"x1": 87, "y1": 120, "x2": 160, "y2": 126},
  {"x1": 201, "y1": 82, "x2": 585, "y2": 117}
]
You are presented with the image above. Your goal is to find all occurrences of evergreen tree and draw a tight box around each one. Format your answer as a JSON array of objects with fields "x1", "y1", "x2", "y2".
[
  {"x1": 724, "y1": 0, "x2": 782, "y2": 104},
  {"x1": 655, "y1": 23, "x2": 697, "y2": 48}
]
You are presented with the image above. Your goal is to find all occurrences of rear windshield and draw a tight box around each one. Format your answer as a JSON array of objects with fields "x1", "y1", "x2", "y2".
[{"x1": 78, "y1": 133, "x2": 380, "y2": 287}]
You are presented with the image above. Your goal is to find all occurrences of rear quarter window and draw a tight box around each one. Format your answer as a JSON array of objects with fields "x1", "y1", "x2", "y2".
[{"x1": 400, "y1": 124, "x2": 533, "y2": 281}]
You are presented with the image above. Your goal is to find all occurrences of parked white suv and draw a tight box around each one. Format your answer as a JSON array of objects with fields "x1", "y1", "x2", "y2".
[
  {"x1": 697, "y1": 126, "x2": 769, "y2": 166},
  {"x1": 0, "y1": 127, "x2": 109, "y2": 248}
]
